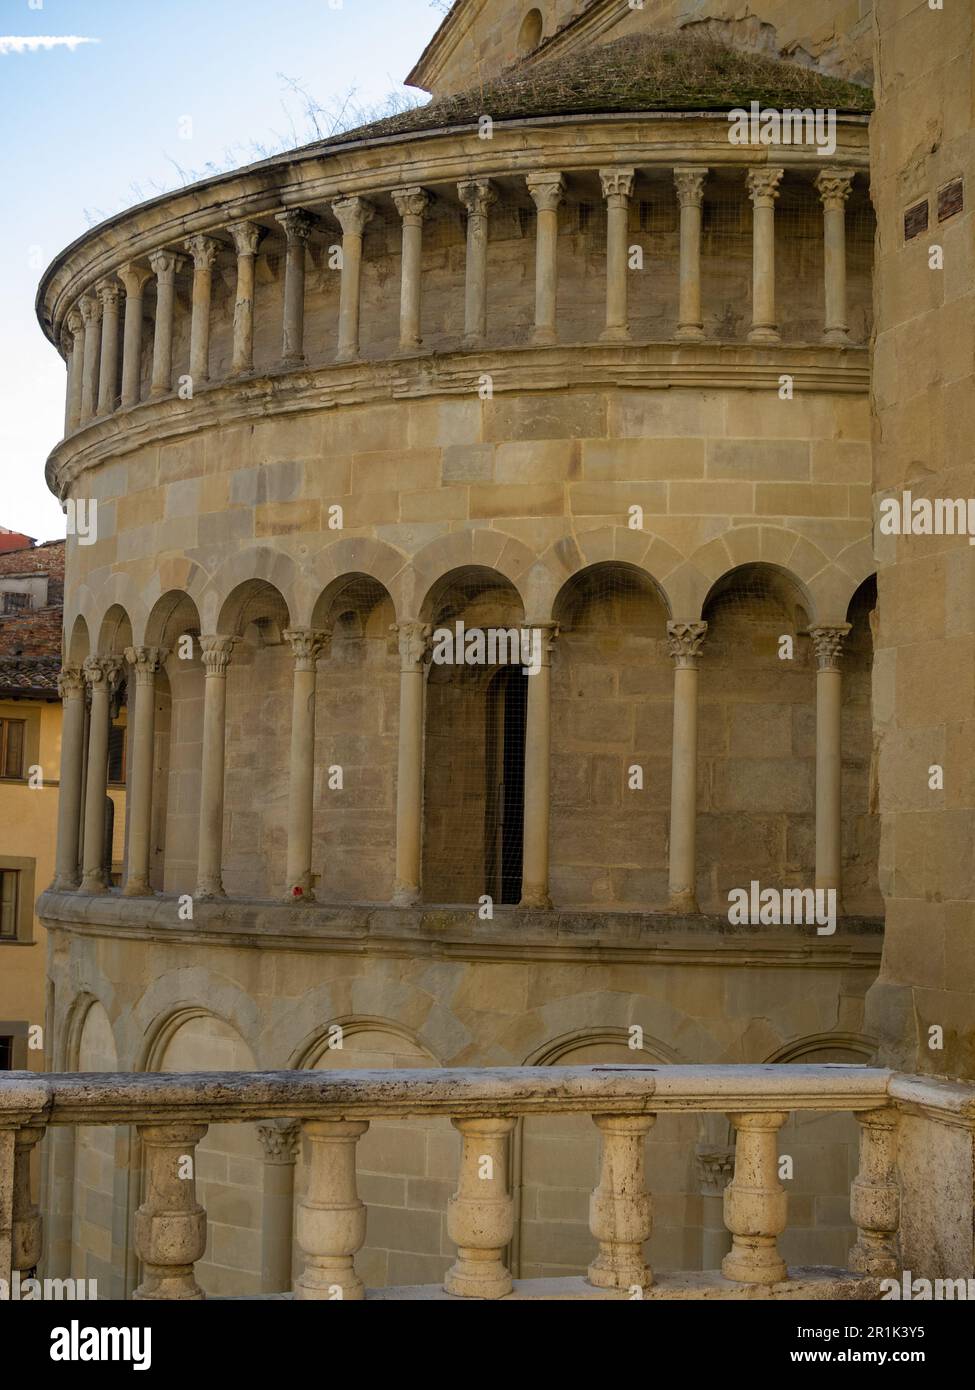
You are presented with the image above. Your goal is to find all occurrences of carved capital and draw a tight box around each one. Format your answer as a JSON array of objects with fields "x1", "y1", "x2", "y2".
[
  {"x1": 599, "y1": 167, "x2": 635, "y2": 203},
  {"x1": 745, "y1": 167, "x2": 784, "y2": 207},
  {"x1": 148, "y1": 248, "x2": 185, "y2": 279},
  {"x1": 696, "y1": 1145, "x2": 735, "y2": 1198},
  {"x1": 256, "y1": 1119, "x2": 302, "y2": 1164},
  {"x1": 674, "y1": 166, "x2": 708, "y2": 209},
  {"x1": 199, "y1": 634, "x2": 236, "y2": 677},
  {"x1": 227, "y1": 221, "x2": 263, "y2": 258},
  {"x1": 82, "y1": 654, "x2": 123, "y2": 691},
  {"x1": 117, "y1": 262, "x2": 153, "y2": 298},
  {"x1": 284, "y1": 627, "x2": 330, "y2": 671},
  {"x1": 57, "y1": 666, "x2": 86, "y2": 700},
  {"x1": 332, "y1": 195, "x2": 374, "y2": 238},
  {"x1": 96, "y1": 279, "x2": 121, "y2": 311},
  {"x1": 184, "y1": 234, "x2": 221, "y2": 270},
  {"x1": 66, "y1": 308, "x2": 84, "y2": 337},
  {"x1": 521, "y1": 620, "x2": 560, "y2": 666},
  {"x1": 667, "y1": 620, "x2": 708, "y2": 667},
  {"x1": 276, "y1": 209, "x2": 316, "y2": 243},
  {"x1": 79, "y1": 294, "x2": 102, "y2": 326},
  {"x1": 457, "y1": 178, "x2": 497, "y2": 219},
  {"x1": 810, "y1": 624, "x2": 851, "y2": 672},
  {"x1": 393, "y1": 620, "x2": 431, "y2": 670},
  {"x1": 525, "y1": 172, "x2": 565, "y2": 214},
  {"x1": 815, "y1": 167, "x2": 856, "y2": 209},
  {"x1": 125, "y1": 646, "x2": 169, "y2": 685},
  {"x1": 391, "y1": 187, "x2": 431, "y2": 223}
]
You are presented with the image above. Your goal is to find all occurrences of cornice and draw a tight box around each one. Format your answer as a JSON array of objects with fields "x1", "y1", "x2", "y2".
[
  {"x1": 37, "y1": 889, "x2": 883, "y2": 970},
  {"x1": 45, "y1": 341, "x2": 870, "y2": 499}
]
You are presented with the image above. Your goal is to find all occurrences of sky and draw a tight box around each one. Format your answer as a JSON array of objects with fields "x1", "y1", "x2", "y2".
[{"x1": 0, "y1": 0, "x2": 444, "y2": 541}]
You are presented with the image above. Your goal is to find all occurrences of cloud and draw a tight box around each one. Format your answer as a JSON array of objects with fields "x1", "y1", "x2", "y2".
[{"x1": 0, "y1": 36, "x2": 99, "y2": 56}]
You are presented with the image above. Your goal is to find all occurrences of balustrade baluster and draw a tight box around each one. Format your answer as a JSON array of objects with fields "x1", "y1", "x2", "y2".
[
  {"x1": 445, "y1": 1117, "x2": 514, "y2": 1298},
  {"x1": 722, "y1": 1110, "x2": 788, "y2": 1284},
  {"x1": 12, "y1": 1126, "x2": 44, "y2": 1280},
  {"x1": 849, "y1": 1107, "x2": 900, "y2": 1276},
  {"x1": 133, "y1": 1123, "x2": 208, "y2": 1300},
  {"x1": 587, "y1": 1114, "x2": 654, "y2": 1291},
  {"x1": 294, "y1": 1119, "x2": 369, "y2": 1300}
]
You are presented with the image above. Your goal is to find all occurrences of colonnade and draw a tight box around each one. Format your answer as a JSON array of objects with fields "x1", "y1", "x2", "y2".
[
  {"x1": 52, "y1": 616, "x2": 855, "y2": 912},
  {"x1": 59, "y1": 163, "x2": 858, "y2": 433}
]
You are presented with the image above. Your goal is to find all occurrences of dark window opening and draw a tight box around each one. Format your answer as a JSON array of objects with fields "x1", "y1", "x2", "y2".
[
  {"x1": 484, "y1": 667, "x2": 528, "y2": 905},
  {"x1": 0, "y1": 1037, "x2": 12, "y2": 1070}
]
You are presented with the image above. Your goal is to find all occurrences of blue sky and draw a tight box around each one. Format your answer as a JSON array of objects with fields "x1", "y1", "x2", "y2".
[{"x1": 0, "y1": 0, "x2": 442, "y2": 540}]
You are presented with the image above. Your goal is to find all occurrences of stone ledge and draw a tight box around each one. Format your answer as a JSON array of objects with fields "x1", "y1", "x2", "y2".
[
  {"x1": 36, "y1": 889, "x2": 883, "y2": 968},
  {"x1": 46, "y1": 339, "x2": 870, "y2": 496}
]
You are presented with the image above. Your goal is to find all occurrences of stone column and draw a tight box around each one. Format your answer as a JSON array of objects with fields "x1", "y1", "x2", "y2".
[
  {"x1": 457, "y1": 178, "x2": 496, "y2": 348},
  {"x1": 133, "y1": 1124, "x2": 208, "y2": 1300},
  {"x1": 118, "y1": 263, "x2": 152, "y2": 408},
  {"x1": 526, "y1": 173, "x2": 565, "y2": 346},
  {"x1": 283, "y1": 628, "x2": 330, "y2": 900},
  {"x1": 666, "y1": 621, "x2": 707, "y2": 912},
  {"x1": 184, "y1": 234, "x2": 221, "y2": 385},
  {"x1": 391, "y1": 187, "x2": 430, "y2": 351},
  {"x1": 815, "y1": 168, "x2": 855, "y2": 346},
  {"x1": 519, "y1": 621, "x2": 558, "y2": 909},
  {"x1": 277, "y1": 210, "x2": 314, "y2": 366},
  {"x1": 745, "y1": 167, "x2": 784, "y2": 344},
  {"x1": 811, "y1": 624, "x2": 851, "y2": 898},
  {"x1": 64, "y1": 309, "x2": 85, "y2": 432},
  {"x1": 53, "y1": 667, "x2": 87, "y2": 891},
  {"x1": 445, "y1": 1117, "x2": 515, "y2": 1299},
  {"x1": 599, "y1": 167, "x2": 635, "y2": 342},
  {"x1": 80, "y1": 655, "x2": 121, "y2": 894},
  {"x1": 148, "y1": 249, "x2": 183, "y2": 396},
  {"x1": 228, "y1": 221, "x2": 262, "y2": 375},
  {"x1": 722, "y1": 1111, "x2": 788, "y2": 1284},
  {"x1": 96, "y1": 280, "x2": 121, "y2": 414},
  {"x1": 696, "y1": 1145, "x2": 734, "y2": 1270},
  {"x1": 123, "y1": 646, "x2": 168, "y2": 897},
  {"x1": 79, "y1": 293, "x2": 102, "y2": 424},
  {"x1": 848, "y1": 1108, "x2": 900, "y2": 1276},
  {"x1": 295, "y1": 1120, "x2": 369, "y2": 1300},
  {"x1": 392, "y1": 621, "x2": 430, "y2": 906},
  {"x1": 588, "y1": 1114, "x2": 655, "y2": 1290},
  {"x1": 674, "y1": 166, "x2": 708, "y2": 341},
  {"x1": 332, "y1": 195, "x2": 374, "y2": 362},
  {"x1": 257, "y1": 1120, "x2": 301, "y2": 1295},
  {"x1": 195, "y1": 636, "x2": 235, "y2": 898}
]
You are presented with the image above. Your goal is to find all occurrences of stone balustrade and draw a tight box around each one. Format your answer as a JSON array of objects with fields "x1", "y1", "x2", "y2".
[
  {"x1": 52, "y1": 158, "x2": 867, "y2": 443},
  {"x1": 4, "y1": 1063, "x2": 963, "y2": 1302}
]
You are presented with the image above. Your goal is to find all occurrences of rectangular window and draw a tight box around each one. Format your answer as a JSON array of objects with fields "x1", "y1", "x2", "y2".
[
  {"x1": 0, "y1": 870, "x2": 18, "y2": 938},
  {"x1": 1, "y1": 591, "x2": 31, "y2": 614},
  {"x1": 0, "y1": 1037, "x2": 12, "y2": 1070},
  {"x1": 0, "y1": 718, "x2": 25, "y2": 778}
]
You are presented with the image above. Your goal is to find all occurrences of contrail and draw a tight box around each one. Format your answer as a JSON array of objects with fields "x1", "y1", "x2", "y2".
[{"x1": 0, "y1": 36, "x2": 99, "y2": 55}]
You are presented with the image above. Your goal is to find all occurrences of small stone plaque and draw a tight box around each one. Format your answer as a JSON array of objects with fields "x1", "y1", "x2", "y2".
[
  {"x1": 904, "y1": 200, "x2": 929, "y2": 240},
  {"x1": 937, "y1": 178, "x2": 963, "y2": 222}
]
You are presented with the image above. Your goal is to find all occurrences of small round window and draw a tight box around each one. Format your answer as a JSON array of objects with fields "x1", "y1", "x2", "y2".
[{"x1": 518, "y1": 8, "x2": 543, "y2": 54}]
